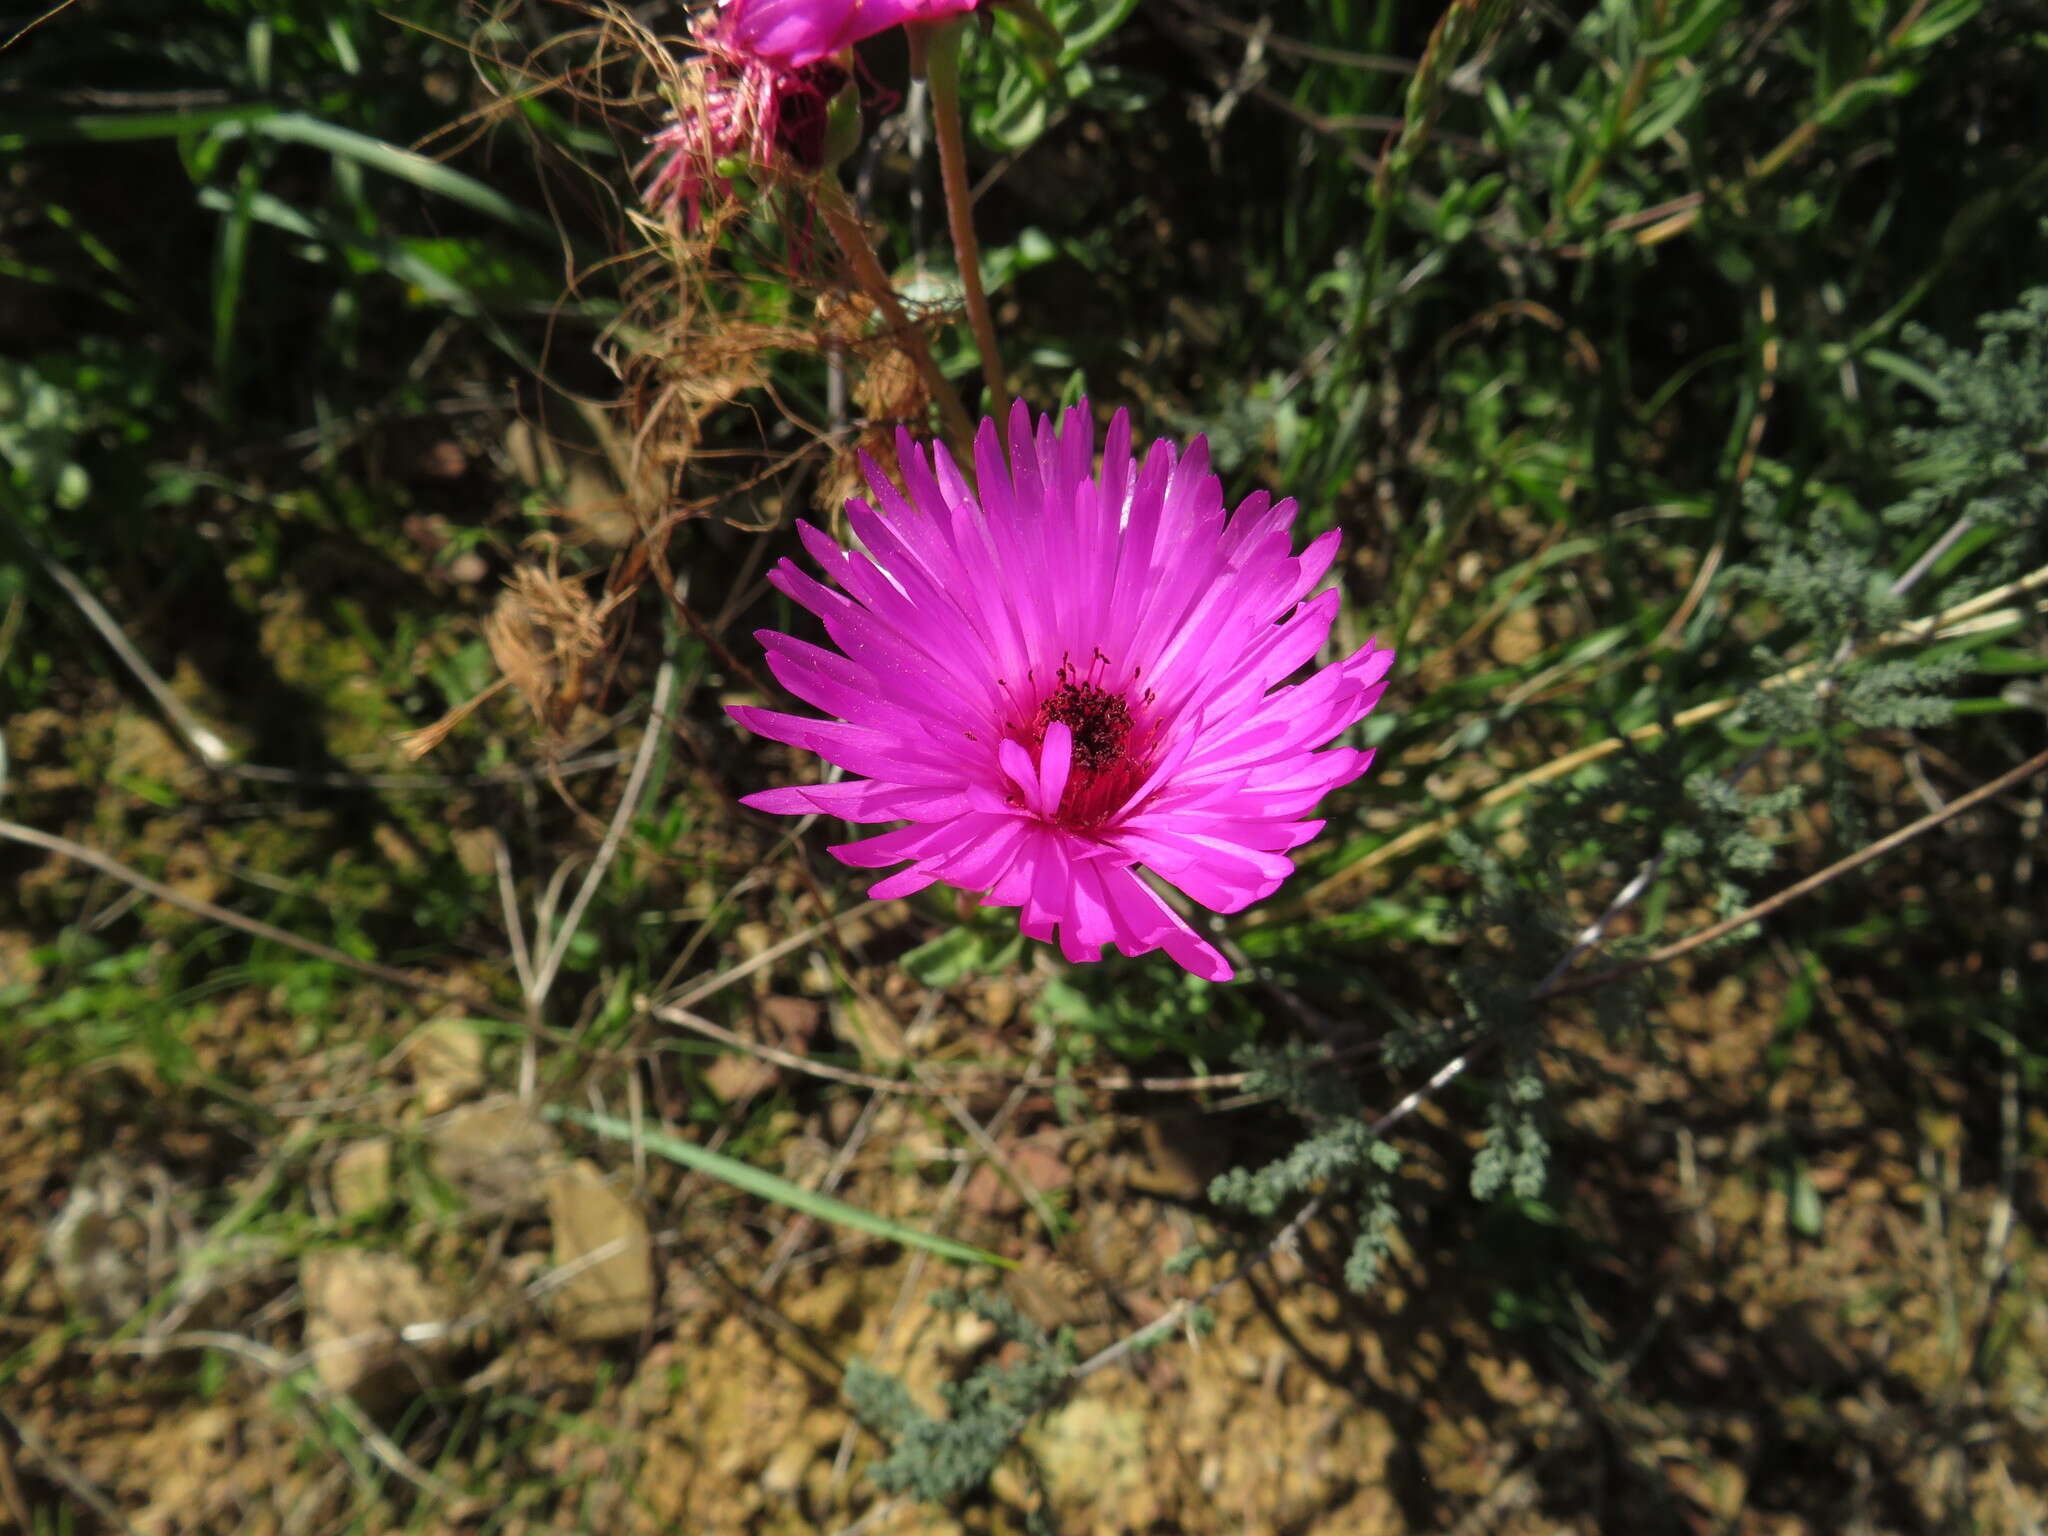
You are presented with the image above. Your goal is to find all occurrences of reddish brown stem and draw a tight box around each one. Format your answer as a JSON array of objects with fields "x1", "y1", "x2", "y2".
[{"x1": 814, "y1": 174, "x2": 976, "y2": 458}]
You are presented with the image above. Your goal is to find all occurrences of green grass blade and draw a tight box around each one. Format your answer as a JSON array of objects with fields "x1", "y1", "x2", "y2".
[
  {"x1": 234, "y1": 113, "x2": 556, "y2": 239},
  {"x1": 0, "y1": 107, "x2": 554, "y2": 241},
  {"x1": 211, "y1": 159, "x2": 259, "y2": 402},
  {"x1": 0, "y1": 103, "x2": 281, "y2": 150},
  {"x1": 548, "y1": 1106, "x2": 1010, "y2": 1269}
]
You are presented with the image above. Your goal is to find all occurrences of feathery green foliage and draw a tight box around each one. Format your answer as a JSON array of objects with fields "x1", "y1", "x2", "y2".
[
  {"x1": 1889, "y1": 283, "x2": 2048, "y2": 581},
  {"x1": 843, "y1": 1291, "x2": 1077, "y2": 1506}
]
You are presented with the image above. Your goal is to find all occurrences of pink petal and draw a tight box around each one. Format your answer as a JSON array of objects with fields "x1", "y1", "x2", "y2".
[{"x1": 741, "y1": 779, "x2": 972, "y2": 822}]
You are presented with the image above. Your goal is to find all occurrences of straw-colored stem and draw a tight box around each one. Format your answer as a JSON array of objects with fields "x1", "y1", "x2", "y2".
[
  {"x1": 1278, "y1": 557, "x2": 2048, "y2": 919},
  {"x1": 813, "y1": 174, "x2": 975, "y2": 457},
  {"x1": 921, "y1": 23, "x2": 1010, "y2": 428}
]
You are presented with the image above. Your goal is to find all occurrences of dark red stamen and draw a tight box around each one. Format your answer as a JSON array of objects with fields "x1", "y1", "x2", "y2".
[
  {"x1": 773, "y1": 60, "x2": 851, "y2": 170},
  {"x1": 1034, "y1": 680, "x2": 1133, "y2": 773}
]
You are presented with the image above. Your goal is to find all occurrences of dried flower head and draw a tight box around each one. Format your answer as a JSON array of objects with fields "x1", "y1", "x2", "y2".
[{"x1": 730, "y1": 402, "x2": 1394, "y2": 981}]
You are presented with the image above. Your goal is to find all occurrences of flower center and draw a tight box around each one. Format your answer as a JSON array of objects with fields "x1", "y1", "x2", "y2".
[{"x1": 1034, "y1": 679, "x2": 1133, "y2": 773}]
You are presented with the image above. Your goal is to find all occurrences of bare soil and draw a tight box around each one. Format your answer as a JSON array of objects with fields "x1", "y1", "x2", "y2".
[{"x1": 4, "y1": 931, "x2": 2044, "y2": 1535}]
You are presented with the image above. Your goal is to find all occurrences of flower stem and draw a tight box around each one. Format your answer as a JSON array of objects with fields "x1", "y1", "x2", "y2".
[
  {"x1": 813, "y1": 172, "x2": 976, "y2": 458},
  {"x1": 920, "y1": 21, "x2": 1010, "y2": 430}
]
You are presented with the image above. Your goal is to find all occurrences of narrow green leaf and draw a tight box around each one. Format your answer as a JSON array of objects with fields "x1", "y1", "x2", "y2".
[
  {"x1": 0, "y1": 103, "x2": 281, "y2": 151},
  {"x1": 229, "y1": 113, "x2": 556, "y2": 239},
  {"x1": 548, "y1": 1106, "x2": 1009, "y2": 1269},
  {"x1": 901, "y1": 926, "x2": 987, "y2": 988}
]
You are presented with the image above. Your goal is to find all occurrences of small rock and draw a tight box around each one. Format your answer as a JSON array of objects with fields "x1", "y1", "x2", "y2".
[
  {"x1": 971, "y1": 978, "x2": 1019, "y2": 1028},
  {"x1": 949, "y1": 1310, "x2": 999, "y2": 1356},
  {"x1": 419, "y1": 440, "x2": 469, "y2": 479},
  {"x1": 372, "y1": 824, "x2": 423, "y2": 876},
  {"x1": 0, "y1": 930, "x2": 45, "y2": 992},
  {"x1": 759, "y1": 995, "x2": 822, "y2": 1045},
  {"x1": 964, "y1": 1135, "x2": 1071, "y2": 1215},
  {"x1": 783, "y1": 1270, "x2": 858, "y2": 1334},
  {"x1": 1011, "y1": 1139, "x2": 1072, "y2": 1196},
  {"x1": 1131, "y1": 1110, "x2": 1228, "y2": 1201},
  {"x1": 963, "y1": 1161, "x2": 1020, "y2": 1216},
  {"x1": 409, "y1": 1020, "x2": 486, "y2": 1114},
  {"x1": 329, "y1": 1138, "x2": 393, "y2": 1218},
  {"x1": 760, "y1": 1439, "x2": 812, "y2": 1498},
  {"x1": 733, "y1": 923, "x2": 778, "y2": 997},
  {"x1": 1489, "y1": 603, "x2": 1546, "y2": 666},
  {"x1": 831, "y1": 996, "x2": 905, "y2": 1066},
  {"x1": 450, "y1": 827, "x2": 498, "y2": 878},
  {"x1": 45, "y1": 1157, "x2": 177, "y2": 1324},
  {"x1": 301, "y1": 1250, "x2": 453, "y2": 1406},
  {"x1": 428, "y1": 1099, "x2": 560, "y2": 1212},
  {"x1": 446, "y1": 550, "x2": 489, "y2": 585},
  {"x1": 542, "y1": 1161, "x2": 654, "y2": 1343},
  {"x1": 704, "y1": 1051, "x2": 778, "y2": 1104}
]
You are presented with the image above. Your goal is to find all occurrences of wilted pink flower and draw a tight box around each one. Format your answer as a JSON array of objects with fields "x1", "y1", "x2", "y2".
[
  {"x1": 637, "y1": 56, "x2": 846, "y2": 224},
  {"x1": 640, "y1": 0, "x2": 978, "y2": 222},
  {"x1": 719, "y1": 0, "x2": 981, "y2": 69},
  {"x1": 729, "y1": 402, "x2": 1395, "y2": 982}
]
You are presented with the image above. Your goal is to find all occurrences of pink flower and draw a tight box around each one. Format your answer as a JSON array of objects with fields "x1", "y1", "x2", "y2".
[
  {"x1": 718, "y1": 0, "x2": 980, "y2": 69},
  {"x1": 729, "y1": 402, "x2": 1395, "y2": 982},
  {"x1": 640, "y1": 0, "x2": 978, "y2": 222}
]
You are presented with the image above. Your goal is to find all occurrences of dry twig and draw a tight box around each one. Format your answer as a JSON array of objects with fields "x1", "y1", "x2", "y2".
[
  {"x1": 1291, "y1": 560, "x2": 2048, "y2": 915},
  {"x1": 0, "y1": 816, "x2": 472, "y2": 1002},
  {"x1": 1543, "y1": 745, "x2": 2048, "y2": 998}
]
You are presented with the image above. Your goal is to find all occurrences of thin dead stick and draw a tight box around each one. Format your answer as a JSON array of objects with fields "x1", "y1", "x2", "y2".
[
  {"x1": 917, "y1": 1058, "x2": 1064, "y2": 1244},
  {"x1": 659, "y1": 898, "x2": 885, "y2": 1012},
  {"x1": 646, "y1": 765, "x2": 848, "y2": 1000},
  {"x1": 652, "y1": 1000, "x2": 915, "y2": 1093},
  {"x1": 231, "y1": 745, "x2": 634, "y2": 791},
  {"x1": 1542, "y1": 745, "x2": 2048, "y2": 999},
  {"x1": 759, "y1": 993, "x2": 936, "y2": 1304},
  {"x1": 1656, "y1": 287, "x2": 1778, "y2": 649},
  {"x1": 30, "y1": 544, "x2": 235, "y2": 767},
  {"x1": 0, "y1": 1405, "x2": 144, "y2": 1536},
  {"x1": 495, "y1": 832, "x2": 537, "y2": 999},
  {"x1": 0, "y1": 1430, "x2": 28, "y2": 1534},
  {"x1": 100, "y1": 1332, "x2": 456, "y2": 1503},
  {"x1": 1, "y1": 0, "x2": 83, "y2": 51},
  {"x1": 1542, "y1": 516, "x2": 1984, "y2": 966},
  {"x1": 1891, "y1": 513, "x2": 1975, "y2": 598},
  {"x1": 1073, "y1": 1027, "x2": 1468, "y2": 1383},
  {"x1": 1170, "y1": 0, "x2": 1416, "y2": 75},
  {"x1": 25, "y1": 523, "x2": 632, "y2": 791},
  {"x1": 1969, "y1": 783, "x2": 2041, "y2": 1381},
  {"x1": 759, "y1": 1090, "x2": 885, "y2": 1293},
  {"x1": 1002, "y1": 1061, "x2": 1268, "y2": 1093},
  {"x1": 656, "y1": 994, "x2": 1344, "y2": 1098},
  {"x1": 919, "y1": 21, "x2": 1009, "y2": 425},
  {"x1": 1071, "y1": 1188, "x2": 1325, "y2": 1383},
  {"x1": 1291, "y1": 561, "x2": 2048, "y2": 915},
  {"x1": 0, "y1": 817, "x2": 474, "y2": 1001},
  {"x1": 813, "y1": 174, "x2": 977, "y2": 456},
  {"x1": 529, "y1": 660, "x2": 676, "y2": 1007}
]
